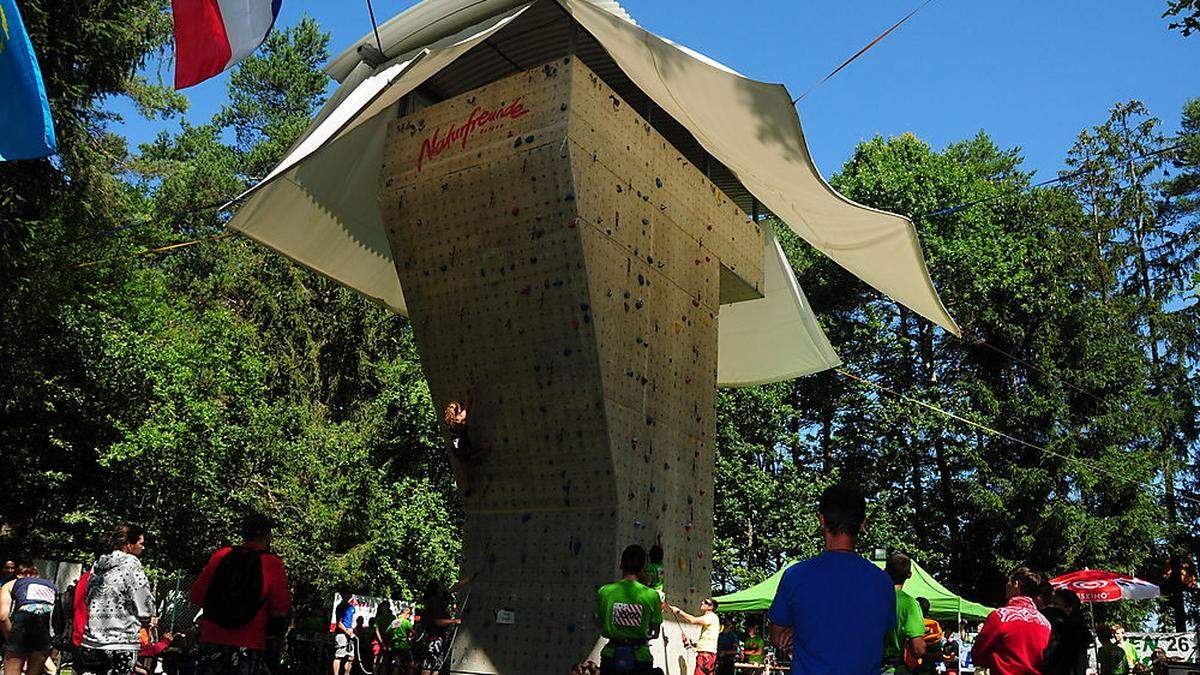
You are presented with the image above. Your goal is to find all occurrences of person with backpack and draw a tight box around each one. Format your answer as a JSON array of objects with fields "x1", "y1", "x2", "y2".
[
  {"x1": 0, "y1": 561, "x2": 58, "y2": 675},
  {"x1": 78, "y1": 524, "x2": 155, "y2": 675},
  {"x1": 189, "y1": 513, "x2": 291, "y2": 675}
]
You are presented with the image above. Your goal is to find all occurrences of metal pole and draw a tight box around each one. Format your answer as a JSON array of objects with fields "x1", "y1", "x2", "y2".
[
  {"x1": 1090, "y1": 602, "x2": 1099, "y2": 671},
  {"x1": 365, "y1": 0, "x2": 384, "y2": 52}
]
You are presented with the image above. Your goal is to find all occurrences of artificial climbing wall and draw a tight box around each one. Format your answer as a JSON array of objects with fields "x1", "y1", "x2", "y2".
[{"x1": 379, "y1": 58, "x2": 763, "y2": 674}]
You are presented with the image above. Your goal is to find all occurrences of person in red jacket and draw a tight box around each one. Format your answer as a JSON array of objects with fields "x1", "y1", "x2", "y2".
[
  {"x1": 189, "y1": 514, "x2": 291, "y2": 675},
  {"x1": 971, "y1": 567, "x2": 1052, "y2": 675}
]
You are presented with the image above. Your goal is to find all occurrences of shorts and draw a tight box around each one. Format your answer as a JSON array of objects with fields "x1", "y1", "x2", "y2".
[
  {"x1": 334, "y1": 633, "x2": 353, "y2": 659},
  {"x1": 598, "y1": 656, "x2": 659, "y2": 675},
  {"x1": 6, "y1": 608, "x2": 53, "y2": 653},
  {"x1": 74, "y1": 647, "x2": 139, "y2": 675},
  {"x1": 392, "y1": 648, "x2": 412, "y2": 664},
  {"x1": 693, "y1": 652, "x2": 717, "y2": 675},
  {"x1": 196, "y1": 643, "x2": 268, "y2": 675},
  {"x1": 420, "y1": 635, "x2": 447, "y2": 669}
]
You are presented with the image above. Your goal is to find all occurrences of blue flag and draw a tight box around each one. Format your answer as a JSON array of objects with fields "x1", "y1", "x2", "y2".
[{"x1": 0, "y1": 0, "x2": 56, "y2": 161}]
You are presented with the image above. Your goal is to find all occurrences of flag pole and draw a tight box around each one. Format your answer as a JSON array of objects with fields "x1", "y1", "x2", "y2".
[{"x1": 364, "y1": 0, "x2": 384, "y2": 51}]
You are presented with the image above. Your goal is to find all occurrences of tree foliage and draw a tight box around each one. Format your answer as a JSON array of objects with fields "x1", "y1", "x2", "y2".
[
  {"x1": 712, "y1": 112, "x2": 1199, "y2": 628},
  {"x1": 0, "y1": 12, "x2": 461, "y2": 622},
  {"x1": 1165, "y1": 0, "x2": 1200, "y2": 35}
]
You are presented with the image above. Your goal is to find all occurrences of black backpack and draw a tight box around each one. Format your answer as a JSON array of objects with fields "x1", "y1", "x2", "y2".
[{"x1": 202, "y1": 547, "x2": 267, "y2": 628}]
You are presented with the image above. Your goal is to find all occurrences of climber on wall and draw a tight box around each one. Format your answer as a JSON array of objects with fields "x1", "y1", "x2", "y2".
[
  {"x1": 643, "y1": 534, "x2": 665, "y2": 594},
  {"x1": 443, "y1": 393, "x2": 488, "y2": 496}
]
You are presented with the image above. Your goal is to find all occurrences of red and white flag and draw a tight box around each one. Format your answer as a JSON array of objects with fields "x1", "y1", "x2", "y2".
[{"x1": 172, "y1": 0, "x2": 282, "y2": 89}]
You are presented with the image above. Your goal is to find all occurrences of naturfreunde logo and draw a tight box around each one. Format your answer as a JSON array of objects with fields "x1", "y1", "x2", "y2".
[{"x1": 417, "y1": 97, "x2": 531, "y2": 170}]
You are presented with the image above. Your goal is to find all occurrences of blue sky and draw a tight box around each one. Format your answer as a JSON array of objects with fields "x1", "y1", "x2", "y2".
[{"x1": 110, "y1": 0, "x2": 1197, "y2": 180}]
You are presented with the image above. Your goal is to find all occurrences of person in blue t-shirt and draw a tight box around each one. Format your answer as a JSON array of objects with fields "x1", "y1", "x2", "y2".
[
  {"x1": 766, "y1": 484, "x2": 896, "y2": 674},
  {"x1": 716, "y1": 622, "x2": 740, "y2": 675},
  {"x1": 333, "y1": 597, "x2": 357, "y2": 675}
]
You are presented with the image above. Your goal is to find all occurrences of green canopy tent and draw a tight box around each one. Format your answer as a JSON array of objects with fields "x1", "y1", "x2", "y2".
[{"x1": 713, "y1": 558, "x2": 993, "y2": 623}]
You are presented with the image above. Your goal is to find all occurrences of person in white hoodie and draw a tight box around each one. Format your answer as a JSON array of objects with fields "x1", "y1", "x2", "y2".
[{"x1": 76, "y1": 525, "x2": 154, "y2": 675}]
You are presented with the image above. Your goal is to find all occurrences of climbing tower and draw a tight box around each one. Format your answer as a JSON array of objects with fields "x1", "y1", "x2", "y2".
[{"x1": 379, "y1": 58, "x2": 763, "y2": 672}]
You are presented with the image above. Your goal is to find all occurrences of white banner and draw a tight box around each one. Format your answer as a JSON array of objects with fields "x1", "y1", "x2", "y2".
[
  {"x1": 329, "y1": 593, "x2": 405, "y2": 632},
  {"x1": 951, "y1": 631, "x2": 1197, "y2": 672}
]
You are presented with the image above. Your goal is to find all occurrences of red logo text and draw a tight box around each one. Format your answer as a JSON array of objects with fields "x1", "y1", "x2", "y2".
[{"x1": 417, "y1": 98, "x2": 531, "y2": 170}]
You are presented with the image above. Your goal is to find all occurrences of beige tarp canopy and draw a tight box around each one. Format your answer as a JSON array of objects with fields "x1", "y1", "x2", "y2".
[{"x1": 228, "y1": 0, "x2": 958, "y2": 387}]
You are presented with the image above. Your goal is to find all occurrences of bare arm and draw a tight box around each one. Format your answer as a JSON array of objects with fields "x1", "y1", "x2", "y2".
[
  {"x1": 0, "y1": 581, "x2": 12, "y2": 625},
  {"x1": 769, "y1": 624, "x2": 793, "y2": 653},
  {"x1": 668, "y1": 606, "x2": 703, "y2": 625},
  {"x1": 908, "y1": 636, "x2": 926, "y2": 659}
]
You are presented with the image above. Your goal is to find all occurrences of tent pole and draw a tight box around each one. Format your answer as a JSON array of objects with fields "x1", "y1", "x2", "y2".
[
  {"x1": 1090, "y1": 602, "x2": 1099, "y2": 670},
  {"x1": 957, "y1": 597, "x2": 962, "y2": 674}
]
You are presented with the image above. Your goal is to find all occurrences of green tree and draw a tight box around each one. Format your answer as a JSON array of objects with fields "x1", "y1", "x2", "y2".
[
  {"x1": 712, "y1": 129, "x2": 1173, "y2": 625},
  {"x1": 1062, "y1": 100, "x2": 1200, "y2": 628},
  {"x1": 1165, "y1": 0, "x2": 1200, "y2": 35},
  {"x1": 1, "y1": 14, "x2": 463, "y2": 626},
  {"x1": 0, "y1": 0, "x2": 180, "y2": 552}
]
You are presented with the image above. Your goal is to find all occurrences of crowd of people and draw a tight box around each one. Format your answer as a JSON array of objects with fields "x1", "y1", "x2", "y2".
[
  {"x1": 0, "y1": 515, "x2": 290, "y2": 675},
  {"x1": 329, "y1": 581, "x2": 462, "y2": 675},
  {"x1": 587, "y1": 484, "x2": 1187, "y2": 675},
  {"x1": 1, "y1": 486, "x2": 1189, "y2": 675}
]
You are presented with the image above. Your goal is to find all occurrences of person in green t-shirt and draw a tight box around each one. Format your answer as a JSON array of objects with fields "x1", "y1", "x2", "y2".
[
  {"x1": 882, "y1": 554, "x2": 926, "y2": 674},
  {"x1": 388, "y1": 605, "x2": 415, "y2": 675},
  {"x1": 643, "y1": 533, "x2": 665, "y2": 593},
  {"x1": 742, "y1": 624, "x2": 766, "y2": 665},
  {"x1": 597, "y1": 544, "x2": 663, "y2": 673},
  {"x1": 1098, "y1": 624, "x2": 1137, "y2": 675}
]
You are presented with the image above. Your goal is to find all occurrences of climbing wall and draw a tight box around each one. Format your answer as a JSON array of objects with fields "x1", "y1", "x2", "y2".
[{"x1": 379, "y1": 58, "x2": 763, "y2": 674}]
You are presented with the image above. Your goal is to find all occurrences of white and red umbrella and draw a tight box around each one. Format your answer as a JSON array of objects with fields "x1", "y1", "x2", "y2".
[{"x1": 1051, "y1": 569, "x2": 1161, "y2": 603}]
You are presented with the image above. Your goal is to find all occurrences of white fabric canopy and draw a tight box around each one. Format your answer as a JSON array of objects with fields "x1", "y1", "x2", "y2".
[{"x1": 229, "y1": 0, "x2": 958, "y2": 386}]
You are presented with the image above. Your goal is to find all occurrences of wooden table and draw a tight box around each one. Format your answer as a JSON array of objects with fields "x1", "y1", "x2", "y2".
[{"x1": 734, "y1": 663, "x2": 790, "y2": 673}]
